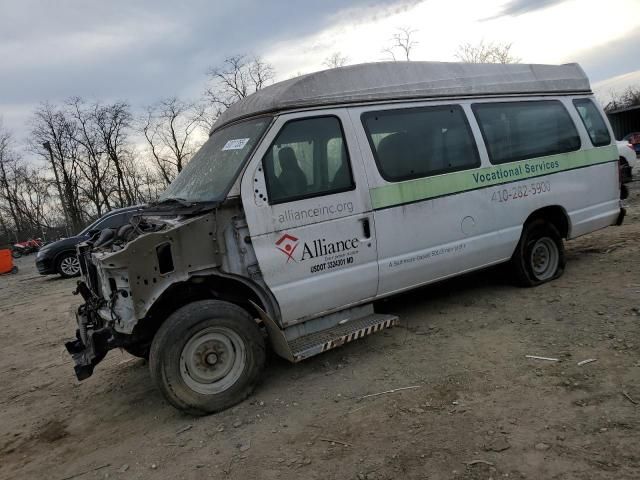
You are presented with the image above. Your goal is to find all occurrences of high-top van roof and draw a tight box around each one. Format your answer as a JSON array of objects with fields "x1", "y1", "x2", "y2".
[{"x1": 211, "y1": 61, "x2": 591, "y2": 133}]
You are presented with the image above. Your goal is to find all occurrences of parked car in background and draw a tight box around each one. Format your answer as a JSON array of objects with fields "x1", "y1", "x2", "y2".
[
  {"x1": 36, "y1": 206, "x2": 142, "y2": 278},
  {"x1": 617, "y1": 140, "x2": 636, "y2": 184},
  {"x1": 623, "y1": 132, "x2": 640, "y2": 156}
]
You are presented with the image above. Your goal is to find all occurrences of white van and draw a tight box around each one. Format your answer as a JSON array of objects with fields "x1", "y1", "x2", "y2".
[{"x1": 65, "y1": 62, "x2": 625, "y2": 414}]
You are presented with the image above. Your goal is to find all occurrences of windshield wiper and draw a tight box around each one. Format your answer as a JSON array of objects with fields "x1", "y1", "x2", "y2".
[{"x1": 151, "y1": 197, "x2": 193, "y2": 208}]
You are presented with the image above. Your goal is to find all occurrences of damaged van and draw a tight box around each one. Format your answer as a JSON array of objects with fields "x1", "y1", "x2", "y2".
[{"x1": 65, "y1": 61, "x2": 625, "y2": 414}]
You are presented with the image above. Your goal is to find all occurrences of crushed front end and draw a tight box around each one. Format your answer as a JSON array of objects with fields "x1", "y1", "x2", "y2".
[
  {"x1": 65, "y1": 279, "x2": 115, "y2": 380},
  {"x1": 64, "y1": 207, "x2": 228, "y2": 381}
]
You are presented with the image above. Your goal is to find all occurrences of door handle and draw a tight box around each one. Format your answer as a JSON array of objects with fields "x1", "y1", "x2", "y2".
[{"x1": 360, "y1": 218, "x2": 371, "y2": 239}]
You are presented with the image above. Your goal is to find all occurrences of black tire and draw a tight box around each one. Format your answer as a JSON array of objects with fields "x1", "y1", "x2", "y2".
[
  {"x1": 56, "y1": 252, "x2": 81, "y2": 278},
  {"x1": 511, "y1": 219, "x2": 565, "y2": 287},
  {"x1": 11, "y1": 250, "x2": 21, "y2": 259},
  {"x1": 149, "y1": 300, "x2": 265, "y2": 415},
  {"x1": 123, "y1": 344, "x2": 150, "y2": 360}
]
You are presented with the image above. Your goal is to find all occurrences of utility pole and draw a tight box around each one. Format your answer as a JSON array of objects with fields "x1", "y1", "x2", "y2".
[{"x1": 43, "y1": 141, "x2": 71, "y2": 237}]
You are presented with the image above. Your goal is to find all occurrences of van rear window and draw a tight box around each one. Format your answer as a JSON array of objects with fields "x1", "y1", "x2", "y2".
[
  {"x1": 361, "y1": 105, "x2": 480, "y2": 182},
  {"x1": 573, "y1": 98, "x2": 611, "y2": 147},
  {"x1": 472, "y1": 100, "x2": 581, "y2": 165}
]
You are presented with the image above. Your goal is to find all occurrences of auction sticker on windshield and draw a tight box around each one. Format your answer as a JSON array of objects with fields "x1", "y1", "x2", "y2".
[{"x1": 222, "y1": 138, "x2": 250, "y2": 150}]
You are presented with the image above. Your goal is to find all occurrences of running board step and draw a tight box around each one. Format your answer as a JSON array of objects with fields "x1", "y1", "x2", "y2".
[{"x1": 288, "y1": 313, "x2": 399, "y2": 362}]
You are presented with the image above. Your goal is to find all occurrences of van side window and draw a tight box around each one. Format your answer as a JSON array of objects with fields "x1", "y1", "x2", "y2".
[
  {"x1": 472, "y1": 100, "x2": 581, "y2": 165},
  {"x1": 263, "y1": 116, "x2": 354, "y2": 204},
  {"x1": 573, "y1": 99, "x2": 611, "y2": 147},
  {"x1": 361, "y1": 105, "x2": 480, "y2": 182}
]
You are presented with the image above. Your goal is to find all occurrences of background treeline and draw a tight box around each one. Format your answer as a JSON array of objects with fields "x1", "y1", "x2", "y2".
[{"x1": 0, "y1": 54, "x2": 270, "y2": 246}]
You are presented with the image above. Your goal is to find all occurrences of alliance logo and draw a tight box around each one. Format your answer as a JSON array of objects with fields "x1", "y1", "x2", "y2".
[
  {"x1": 275, "y1": 233, "x2": 299, "y2": 262},
  {"x1": 276, "y1": 232, "x2": 359, "y2": 264}
]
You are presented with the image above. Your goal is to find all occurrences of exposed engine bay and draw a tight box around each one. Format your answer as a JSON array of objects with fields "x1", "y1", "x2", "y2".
[
  {"x1": 89, "y1": 215, "x2": 170, "y2": 252},
  {"x1": 64, "y1": 201, "x2": 268, "y2": 381}
]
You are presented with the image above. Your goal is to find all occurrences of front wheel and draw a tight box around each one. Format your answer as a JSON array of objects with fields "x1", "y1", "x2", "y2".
[
  {"x1": 511, "y1": 220, "x2": 565, "y2": 287},
  {"x1": 149, "y1": 300, "x2": 265, "y2": 415},
  {"x1": 57, "y1": 252, "x2": 81, "y2": 278}
]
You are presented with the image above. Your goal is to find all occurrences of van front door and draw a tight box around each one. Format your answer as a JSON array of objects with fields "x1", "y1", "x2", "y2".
[{"x1": 241, "y1": 111, "x2": 378, "y2": 327}]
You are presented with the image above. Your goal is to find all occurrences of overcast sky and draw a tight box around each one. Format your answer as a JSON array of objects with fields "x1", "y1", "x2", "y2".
[{"x1": 1, "y1": 0, "x2": 639, "y2": 143}]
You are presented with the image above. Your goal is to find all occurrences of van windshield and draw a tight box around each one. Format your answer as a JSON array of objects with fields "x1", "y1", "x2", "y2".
[{"x1": 158, "y1": 117, "x2": 272, "y2": 204}]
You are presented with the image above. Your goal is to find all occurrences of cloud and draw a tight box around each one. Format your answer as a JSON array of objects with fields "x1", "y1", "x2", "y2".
[
  {"x1": 1, "y1": 0, "x2": 639, "y2": 146},
  {"x1": 0, "y1": 0, "x2": 413, "y2": 139},
  {"x1": 571, "y1": 26, "x2": 640, "y2": 84},
  {"x1": 481, "y1": 0, "x2": 568, "y2": 21},
  {"x1": 495, "y1": 0, "x2": 567, "y2": 16}
]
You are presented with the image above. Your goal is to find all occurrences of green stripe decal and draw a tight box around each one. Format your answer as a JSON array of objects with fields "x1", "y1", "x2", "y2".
[{"x1": 369, "y1": 145, "x2": 617, "y2": 210}]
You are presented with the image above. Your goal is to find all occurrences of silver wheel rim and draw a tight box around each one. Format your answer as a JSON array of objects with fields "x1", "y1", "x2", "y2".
[
  {"x1": 60, "y1": 256, "x2": 80, "y2": 276},
  {"x1": 530, "y1": 237, "x2": 558, "y2": 281},
  {"x1": 179, "y1": 326, "x2": 246, "y2": 395}
]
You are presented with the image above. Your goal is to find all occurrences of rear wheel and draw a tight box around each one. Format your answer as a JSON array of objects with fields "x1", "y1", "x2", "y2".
[
  {"x1": 149, "y1": 300, "x2": 265, "y2": 415},
  {"x1": 511, "y1": 219, "x2": 565, "y2": 287},
  {"x1": 57, "y1": 252, "x2": 81, "y2": 278}
]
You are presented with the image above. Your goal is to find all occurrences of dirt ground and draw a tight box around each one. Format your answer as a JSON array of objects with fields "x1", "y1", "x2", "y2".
[{"x1": 1, "y1": 186, "x2": 640, "y2": 480}]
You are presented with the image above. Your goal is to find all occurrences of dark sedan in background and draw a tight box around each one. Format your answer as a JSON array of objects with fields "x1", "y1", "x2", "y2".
[{"x1": 36, "y1": 206, "x2": 142, "y2": 278}]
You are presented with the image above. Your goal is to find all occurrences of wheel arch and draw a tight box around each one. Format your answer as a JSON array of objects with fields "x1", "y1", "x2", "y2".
[
  {"x1": 132, "y1": 272, "x2": 281, "y2": 342},
  {"x1": 523, "y1": 205, "x2": 571, "y2": 239}
]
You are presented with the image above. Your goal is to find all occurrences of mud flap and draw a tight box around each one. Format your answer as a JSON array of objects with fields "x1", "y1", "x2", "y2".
[
  {"x1": 249, "y1": 300, "x2": 295, "y2": 362},
  {"x1": 620, "y1": 184, "x2": 629, "y2": 200}
]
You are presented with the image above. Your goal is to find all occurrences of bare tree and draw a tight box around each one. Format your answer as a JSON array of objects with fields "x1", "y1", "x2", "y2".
[
  {"x1": 30, "y1": 102, "x2": 85, "y2": 232},
  {"x1": 323, "y1": 52, "x2": 349, "y2": 69},
  {"x1": 94, "y1": 101, "x2": 136, "y2": 206},
  {"x1": 121, "y1": 157, "x2": 164, "y2": 204},
  {"x1": 204, "y1": 54, "x2": 275, "y2": 126},
  {"x1": 604, "y1": 85, "x2": 640, "y2": 112},
  {"x1": 0, "y1": 122, "x2": 23, "y2": 238},
  {"x1": 141, "y1": 97, "x2": 204, "y2": 185},
  {"x1": 67, "y1": 97, "x2": 113, "y2": 216},
  {"x1": 0, "y1": 120, "x2": 56, "y2": 241},
  {"x1": 13, "y1": 165, "x2": 54, "y2": 234},
  {"x1": 382, "y1": 27, "x2": 418, "y2": 61},
  {"x1": 455, "y1": 40, "x2": 520, "y2": 64}
]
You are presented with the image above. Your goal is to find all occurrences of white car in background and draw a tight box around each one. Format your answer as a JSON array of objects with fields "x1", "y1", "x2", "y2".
[{"x1": 617, "y1": 140, "x2": 636, "y2": 183}]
